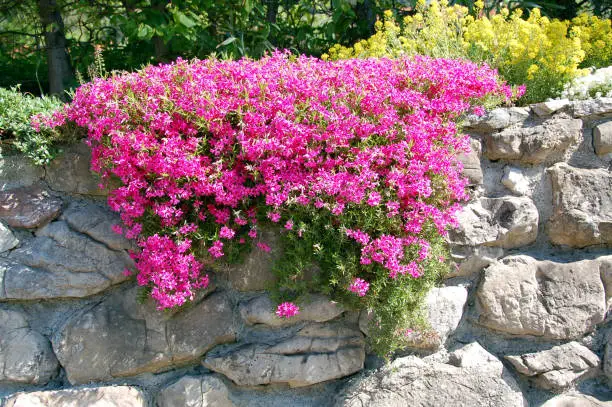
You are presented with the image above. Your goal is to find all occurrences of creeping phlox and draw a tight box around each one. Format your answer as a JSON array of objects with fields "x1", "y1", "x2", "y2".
[{"x1": 41, "y1": 52, "x2": 511, "y2": 343}]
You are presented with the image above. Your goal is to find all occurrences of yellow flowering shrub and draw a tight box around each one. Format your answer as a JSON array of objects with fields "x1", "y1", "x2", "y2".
[
  {"x1": 571, "y1": 14, "x2": 612, "y2": 68},
  {"x1": 324, "y1": 1, "x2": 612, "y2": 104}
]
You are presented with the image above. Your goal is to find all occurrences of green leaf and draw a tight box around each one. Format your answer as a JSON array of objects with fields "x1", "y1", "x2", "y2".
[
  {"x1": 216, "y1": 36, "x2": 237, "y2": 48},
  {"x1": 136, "y1": 24, "x2": 154, "y2": 40},
  {"x1": 174, "y1": 10, "x2": 197, "y2": 28}
]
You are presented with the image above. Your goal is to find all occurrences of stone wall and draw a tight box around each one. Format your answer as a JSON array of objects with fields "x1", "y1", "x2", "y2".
[{"x1": 0, "y1": 97, "x2": 611, "y2": 407}]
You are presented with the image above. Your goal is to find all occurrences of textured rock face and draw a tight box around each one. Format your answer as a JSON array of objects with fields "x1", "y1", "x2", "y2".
[
  {"x1": 335, "y1": 342, "x2": 525, "y2": 407},
  {"x1": 540, "y1": 394, "x2": 612, "y2": 407},
  {"x1": 0, "y1": 155, "x2": 44, "y2": 191},
  {"x1": 502, "y1": 166, "x2": 530, "y2": 195},
  {"x1": 594, "y1": 121, "x2": 612, "y2": 156},
  {"x1": 449, "y1": 196, "x2": 538, "y2": 249},
  {"x1": 221, "y1": 227, "x2": 278, "y2": 291},
  {"x1": 52, "y1": 288, "x2": 237, "y2": 384},
  {"x1": 548, "y1": 164, "x2": 612, "y2": 247},
  {"x1": 0, "y1": 309, "x2": 58, "y2": 384},
  {"x1": 466, "y1": 107, "x2": 529, "y2": 132},
  {"x1": 505, "y1": 342, "x2": 600, "y2": 390},
  {"x1": 532, "y1": 99, "x2": 570, "y2": 117},
  {"x1": 4, "y1": 220, "x2": 132, "y2": 299},
  {"x1": 484, "y1": 117, "x2": 582, "y2": 164},
  {"x1": 0, "y1": 185, "x2": 62, "y2": 229},
  {"x1": 4, "y1": 386, "x2": 146, "y2": 407},
  {"x1": 240, "y1": 293, "x2": 344, "y2": 327},
  {"x1": 572, "y1": 97, "x2": 612, "y2": 117},
  {"x1": 477, "y1": 255, "x2": 609, "y2": 339},
  {"x1": 457, "y1": 138, "x2": 483, "y2": 185},
  {"x1": 45, "y1": 141, "x2": 105, "y2": 195},
  {"x1": 157, "y1": 375, "x2": 235, "y2": 407},
  {"x1": 204, "y1": 322, "x2": 365, "y2": 387},
  {"x1": 0, "y1": 222, "x2": 18, "y2": 253}
]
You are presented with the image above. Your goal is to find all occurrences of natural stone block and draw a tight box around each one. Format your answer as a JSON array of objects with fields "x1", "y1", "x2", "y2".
[
  {"x1": 0, "y1": 221, "x2": 18, "y2": 253},
  {"x1": 477, "y1": 255, "x2": 610, "y2": 339},
  {"x1": 204, "y1": 322, "x2": 364, "y2": 387},
  {"x1": 505, "y1": 342, "x2": 600, "y2": 390},
  {"x1": 0, "y1": 309, "x2": 58, "y2": 384},
  {"x1": 0, "y1": 185, "x2": 62, "y2": 229},
  {"x1": 572, "y1": 97, "x2": 612, "y2": 117},
  {"x1": 45, "y1": 141, "x2": 106, "y2": 195},
  {"x1": 52, "y1": 287, "x2": 237, "y2": 384},
  {"x1": 532, "y1": 99, "x2": 570, "y2": 117},
  {"x1": 335, "y1": 342, "x2": 525, "y2": 407},
  {"x1": 502, "y1": 166, "x2": 530, "y2": 195},
  {"x1": 540, "y1": 393, "x2": 612, "y2": 407},
  {"x1": 0, "y1": 155, "x2": 44, "y2": 191},
  {"x1": 548, "y1": 163, "x2": 612, "y2": 247},
  {"x1": 4, "y1": 386, "x2": 146, "y2": 407},
  {"x1": 594, "y1": 121, "x2": 612, "y2": 156},
  {"x1": 157, "y1": 375, "x2": 235, "y2": 407}
]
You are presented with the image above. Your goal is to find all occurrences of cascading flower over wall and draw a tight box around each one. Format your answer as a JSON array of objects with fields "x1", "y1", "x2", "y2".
[{"x1": 40, "y1": 51, "x2": 516, "y2": 355}]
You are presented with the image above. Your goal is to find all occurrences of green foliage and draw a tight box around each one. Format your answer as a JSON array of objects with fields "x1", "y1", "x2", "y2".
[
  {"x1": 0, "y1": 86, "x2": 74, "y2": 164},
  {"x1": 271, "y1": 203, "x2": 449, "y2": 357}
]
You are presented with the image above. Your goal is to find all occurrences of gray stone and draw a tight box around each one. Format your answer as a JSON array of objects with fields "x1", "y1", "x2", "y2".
[
  {"x1": 61, "y1": 201, "x2": 133, "y2": 250},
  {"x1": 0, "y1": 222, "x2": 18, "y2": 253},
  {"x1": 240, "y1": 293, "x2": 344, "y2": 327},
  {"x1": 458, "y1": 138, "x2": 483, "y2": 185},
  {"x1": 204, "y1": 322, "x2": 365, "y2": 387},
  {"x1": 449, "y1": 196, "x2": 538, "y2": 249},
  {"x1": 221, "y1": 227, "x2": 278, "y2": 291},
  {"x1": 6, "y1": 220, "x2": 133, "y2": 299},
  {"x1": 505, "y1": 342, "x2": 600, "y2": 390},
  {"x1": 572, "y1": 97, "x2": 612, "y2": 117},
  {"x1": 548, "y1": 163, "x2": 612, "y2": 247},
  {"x1": 0, "y1": 309, "x2": 58, "y2": 384},
  {"x1": 484, "y1": 117, "x2": 582, "y2": 164},
  {"x1": 0, "y1": 155, "x2": 44, "y2": 191},
  {"x1": 335, "y1": 342, "x2": 525, "y2": 407},
  {"x1": 448, "y1": 245, "x2": 504, "y2": 278},
  {"x1": 604, "y1": 332, "x2": 612, "y2": 382},
  {"x1": 467, "y1": 108, "x2": 511, "y2": 132},
  {"x1": 45, "y1": 141, "x2": 106, "y2": 195},
  {"x1": 52, "y1": 287, "x2": 237, "y2": 384},
  {"x1": 4, "y1": 385, "x2": 147, "y2": 407},
  {"x1": 532, "y1": 99, "x2": 570, "y2": 116},
  {"x1": 502, "y1": 166, "x2": 530, "y2": 195},
  {"x1": 0, "y1": 185, "x2": 62, "y2": 229},
  {"x1": 541, "y1": 394, "x2": 612, "y2": 407},
  {"x1": 594, "y1": 121, "x2": 612, "y2": 156},
  {"x1": 477, "y1": 255, "x2": 610, "y2": 339},
  {"x1": 157, "y1": 375, "x2": 235, "y2": 407}
]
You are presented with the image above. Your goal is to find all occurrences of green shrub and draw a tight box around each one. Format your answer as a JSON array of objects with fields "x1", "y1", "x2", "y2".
[{"x1": 0, "y1": 86, "x2": 74, "y2": 165}]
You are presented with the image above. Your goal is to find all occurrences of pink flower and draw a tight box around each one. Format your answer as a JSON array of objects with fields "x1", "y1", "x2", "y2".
[
  {"x1": 219, "y1": 226, "x2": 235, "y2": 239},
  {"x1": 208, "y1": 240, "x2": 224, "y2": 258},
  {"x1": 284, "y1": 220, "x2": 294, "y2": 230},
  {"x1": 276, "y1": 302, "x2": 300, "y2": 318},
  {"x1": 257, "y1": 242, "x2": 271, "y2": 252},
  {"x1": 348, "y1": 278, "x2": 370, "y2": 297},
  {"x1": 248, "y1": 228, "x2": 258, "y2": 239},
  {"x1": 367, "y1": 191, "x2": 381, "y2": 206},
  {"x1": 267, "y1": 211, "x2": 281, "y2": 222}
]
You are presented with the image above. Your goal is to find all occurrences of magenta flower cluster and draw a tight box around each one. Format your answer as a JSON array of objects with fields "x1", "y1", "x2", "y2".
[
  {"x1": 276, "y1": 302, "x2": 300, "y2": 318},
  {"x1": 41, "y1": 51, "x2": 512, "y2": 310},
  {"x1": 348, "y1": 278, "x2": 370, "y2": 297}
]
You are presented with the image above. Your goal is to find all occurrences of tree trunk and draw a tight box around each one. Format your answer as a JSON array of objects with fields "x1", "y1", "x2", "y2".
[
  {"x1": 151, "y1": 0, "x2": 170, "y2": 62},
  {"x1": 356, "y1": 0, "x2": 376, "y2": 37},
  {"x1": 266, "y1": 0, "x2": 279, "y2": 24},
  {"x1": 38, "y1": 0, "x2": 73, "y2": 98}
]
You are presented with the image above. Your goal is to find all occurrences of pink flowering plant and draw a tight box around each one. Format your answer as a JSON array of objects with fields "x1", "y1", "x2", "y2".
[{"x1": 41, "y1": 51, "x2": 516, "y2": 356}]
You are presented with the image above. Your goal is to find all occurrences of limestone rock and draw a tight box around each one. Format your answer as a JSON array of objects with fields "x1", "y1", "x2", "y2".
[
  {"x1": 449, "y1": 196, "x2": 538, "y2": 249},
  {"x1": 548, "y1": 163, "x2": 612, "y2": 247},
  {"x1": 458, "y1": 138, "x2": 483, "y2": 185},
  {"x1": 604, "y1": 333, "x2": 612, "y2": 382},
  {"x1": 335, "y1": 342, "x2": 525, "y2": 407},
  {"x1": 505, "y1": 342, "x2": 600, "y2": 390},
  {"x1": 0, "y1": 185, "x2": 62, "y2": 229},
  {"x1": 221, "y1": 227, "x2": 278, "y2": 291},
  {"x1": 240, "y1": 293, "x2": 344, "y2": 327},
  {"x1": 594, "y1": 121, "x2": 612, "y2": 156},
  {"x1": 477, "y1": 255, "x2": 610, "y2": 339},
  {"x1": 0, "y1": 222, "x2": 18, "y2": 253},
  {"x1": 4, "y1": 386, "x2": 146, "y2": 407},
  {"x1": 5, "y1": 220, "x2": 132, "y2": 299},
  {"x1": 157, "y1": 375, "x2": 235, "y2": 407},
  {"x1": 484, "y1": 117, "x2": 582, "y2": 164},
  {"x1": 45, "y1": 141, "x2": 105, "y2": 196},
  {"x1": 572, "y1": 97, "x2": 612, "y2": 117},
  {"x1": 204, "y1": 322, "x2": 365, "y2": 387},
  {"x1": 0, "y1": 309, "x2": 58, "y2": 384},
  {"x1": 0, "y1": 155, "x2": 44, "y2": 191},
  {"x1": 502, "y1": 166, "x2": 530, "y2": 195},
  {"x1": 466, "y1": 107, "x2": 527, "y2": 132},
  {"x1": 532, "y1": 99, "x2": 570, "y2": 117},
  {"x1": 541, "y1": 393, "x2": 612, "y2": 407},
  {"x1": 52, "y1": 287, "x2": 237, "y2": 384},
  {"x1": 61, "y1": 201, "x2": 133, "y2": 250},
  {"x1": 448, "y1": 245, "x2": 504, "y2": 278}
]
